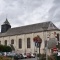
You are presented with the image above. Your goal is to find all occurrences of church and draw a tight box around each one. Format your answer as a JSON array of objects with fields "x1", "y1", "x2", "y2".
[{"x1": 0, "y1": 19, "x2": 60, "y2": 54}]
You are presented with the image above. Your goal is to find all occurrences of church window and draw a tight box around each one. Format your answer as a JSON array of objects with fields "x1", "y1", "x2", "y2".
[
  {"x1": 19, "y1": 39, "x2": 22, "y2": 49},
  {"x1": 27, "y1": 38, "x2": 31, "y2": 48},
  {"x1": 5, "y1": 40, "x2": 7, "y2": 45},
  {"x1": 0, "y1": 41, "x2": 1, "y2": 45},
  {"x1": 11, "y1": 39, "x2": 14, "y2": 44}
]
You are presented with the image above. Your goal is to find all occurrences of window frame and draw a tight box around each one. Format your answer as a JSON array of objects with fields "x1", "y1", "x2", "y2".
[
  {"x1": 27, "y1": 38, "x2": 31, "y2": 48},
  {"x1": 19, "y1": 39, "x2": 22, "y2": 49},
  {"x1": 11, "y1": 39, "x2": 14, "y2": 44},
  {"x1": 0, "y1": 41, "x2": 1, "y2": 45},
  {"x1": 5, "y1": 40, "x2": 7, "y2": 45}
]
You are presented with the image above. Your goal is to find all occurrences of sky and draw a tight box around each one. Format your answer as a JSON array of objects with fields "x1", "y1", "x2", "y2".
[{"x1": 0, "y1": 0, "x2": 60, "y2": 31}]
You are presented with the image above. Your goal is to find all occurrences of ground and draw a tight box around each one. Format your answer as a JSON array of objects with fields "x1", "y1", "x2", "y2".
[{"x1": 19, "y1": 58, "x2": 37, "y2": 60}]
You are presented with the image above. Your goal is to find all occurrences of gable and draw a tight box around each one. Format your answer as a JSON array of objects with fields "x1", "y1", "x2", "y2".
[{"x1": 48, "y1": 22, "x2": 58, "y2": 30}]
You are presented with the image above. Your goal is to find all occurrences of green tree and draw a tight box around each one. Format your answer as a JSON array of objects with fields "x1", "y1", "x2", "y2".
[{"x1": 0, "y1": 45, "x2": 12, "y2": 52}]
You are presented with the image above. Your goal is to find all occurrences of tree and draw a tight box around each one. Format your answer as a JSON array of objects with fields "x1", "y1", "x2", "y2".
[
  {"x1": 33, "y1": 35, "x2": 42, "y2": 60},
  {"x1": 0, "y1": 45, "x2": 4, "y2": 52},
  {"x1": 9, "y1": 44, "x2": 15, "y2": 51},
  {"x1": 0, "y1": 45, "x2": 12, "y2": 52}
]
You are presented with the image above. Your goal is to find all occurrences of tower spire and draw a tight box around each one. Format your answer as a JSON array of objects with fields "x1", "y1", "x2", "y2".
[
  {"x1": 3, "y1": 18, "x2": 10, "y2": 25},
  {"x1": 1, "y1": 18, "x2": 11, "y2": 33}
]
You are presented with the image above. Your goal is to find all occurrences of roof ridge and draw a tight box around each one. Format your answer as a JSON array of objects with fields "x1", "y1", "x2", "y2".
[
  {"x1": 11, "y1": 21, "x2": 51, "y2": 29},
  {"x1": 0, "y1": 21, "x2": 59, "y2": 37}
]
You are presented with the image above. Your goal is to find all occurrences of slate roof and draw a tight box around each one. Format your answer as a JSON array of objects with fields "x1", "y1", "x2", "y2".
[
  {"x1": 0, "y1": 21, "x2": 59, "y2": 37},
  {"x1": 2, "y1": 18, "x2": 10, "y2": 25}
]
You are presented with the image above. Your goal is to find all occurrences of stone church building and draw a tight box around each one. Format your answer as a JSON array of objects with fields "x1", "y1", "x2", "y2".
[{"x1": 0, "y1": 19, "x2": 60, "y2": 54}]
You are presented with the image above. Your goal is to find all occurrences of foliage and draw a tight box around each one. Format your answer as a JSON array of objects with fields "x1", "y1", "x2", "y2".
[
  {"x1": 10, "y1": 44, "x2": 15, "y2": 50},
  {"x1": 0, "y1": 45, "x2": 12, "y2": 52},
  {"x1": 52, "y1": 53, "x2": 57, "y2": 60},
  {"x1": 33, "y1": 35, "x2": 42, "y2": 43},
  {"x1": 37, "y1": 54, "x2": 45, "y2": 59},
  {"x1": 0, "y1": 56, "x2": 12, "y2": 60},
  {"x1": 37, "y1": 54, "x2": 55, "y2": 60},
  {"x1": 37, "y1": 35, "x2": 42, "y2": 43}
]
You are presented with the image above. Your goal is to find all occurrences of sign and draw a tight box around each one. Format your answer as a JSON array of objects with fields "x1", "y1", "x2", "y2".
[
  {"x1": 52, "y1": 47, "x2": 58, "y2": 54},
  {"x1": 35, "y1": 42, "x2": 40, "y2": 47},
  {"x1": 52, "y1": 47, "x2": 58, "y2": 51}
]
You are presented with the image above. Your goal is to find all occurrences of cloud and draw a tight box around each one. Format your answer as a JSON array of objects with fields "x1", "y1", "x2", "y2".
[
  {"x1": 0, "y1": 0, "x2": 45, "y2": 27},
  {"x1": 17, "y1": 0, "x2": 54, "y2": 25},
  {"x1": 48, "y1": 0, "x2": 60, "y2": 28},
  {"x1": 0, "y1": 0, "x2": 60, "y2": 32}
]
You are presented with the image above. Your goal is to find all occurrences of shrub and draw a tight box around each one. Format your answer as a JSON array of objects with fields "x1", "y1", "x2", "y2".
[
  {"x1": 48, "y1": 55, "x2": 55, "y2": 60},
  {"x1": 0, "y1": 45, "x2": 12, "y2": 52},
  {"x1": 37, "y1": 54, "x2": 46, "y2": 60},
  {"x1": 37, "y1": 54, "x2": 41, "y2": 57},
  {"x1": 37, "y1": 54, "x2": 55, "y2": 60},
  {"x1": 0, "y1": 56, "x2": 12, "y2": 60}
]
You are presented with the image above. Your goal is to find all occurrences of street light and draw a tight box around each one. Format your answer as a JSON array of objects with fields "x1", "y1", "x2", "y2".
[{"x1": 45, "y1": 32, "x2": 50, "y2": 60}]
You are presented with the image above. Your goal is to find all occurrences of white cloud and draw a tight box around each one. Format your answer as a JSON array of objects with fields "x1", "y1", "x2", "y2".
[
  {"x1": 0, "y1": 0, "x2": 60, "y2": 31},
  {"x1": 47, "y1": 0, "x2": 60, "y2": 29}
]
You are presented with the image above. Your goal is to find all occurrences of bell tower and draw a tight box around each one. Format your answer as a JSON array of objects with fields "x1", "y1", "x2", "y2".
[{"x1": 1, "y1": 18, "x2": 11, "y2": 33}]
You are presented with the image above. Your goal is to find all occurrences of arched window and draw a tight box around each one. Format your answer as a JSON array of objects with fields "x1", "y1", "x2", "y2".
[
  {"x1": 5, "y1": 40, "x2": 7, "y2": 45},
  {"x1": 11, "y1": 39, "x2": 14, "y2": 44},
  {"x1": 27, "y1": 38, "x2": 31, "y2": 48},
  {"x1": 0, "y1": 41, "x2": 1, "y2": 45},
  {"x1": 19, "y1": 39, "x2": 22, "y2": 49}
]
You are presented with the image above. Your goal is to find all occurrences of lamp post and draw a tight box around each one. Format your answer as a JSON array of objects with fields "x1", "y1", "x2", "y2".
[
  {"x1": 33, "y1": 35, "x2": 42, "y2": 60},
  {"x1": 45, "y1": 32, "x2": 50, "y2": 60},
  {"x1": 46, "y1": 37, "x2": 49, "y2": 60}
]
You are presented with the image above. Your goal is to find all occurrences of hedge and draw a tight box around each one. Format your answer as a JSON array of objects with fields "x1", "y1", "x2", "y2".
[{"x1": 0, "y1": 45, "x2": 12, "y2": 52}]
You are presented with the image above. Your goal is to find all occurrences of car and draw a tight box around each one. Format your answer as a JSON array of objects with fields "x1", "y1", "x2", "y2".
[
  {"x1": 57, "y1": 51, "x2": 60, "y2": 56},
  {"x1": 3, "y1": 52, "x2": 6, "y2": 56},
  {"x1": 19, "y1": 54, "x2": 24, "y2": 59},
  {"x1": 0, "y1": 52, "x2": 2, "y2": 56},
  {"x1": 31, "y1": 53, "x2": 35, "y2": 58},
  {"x1": 14, "y1": 54, "x2": 21, "y2": 60},
  {"x1": 26, "y1": 53, "x2": 31, "y2": 58},
  {"x1": 6, "y1": 52, "x2": 16, "y2": 57},
  {"x1": 22, "y1": 53, "x2": 27, "y2": 58}
]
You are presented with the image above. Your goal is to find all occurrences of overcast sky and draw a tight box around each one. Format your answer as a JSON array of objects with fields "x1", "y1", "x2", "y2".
[{"x1": 0, "y1": 0, "x2": 60, "y2": 31}]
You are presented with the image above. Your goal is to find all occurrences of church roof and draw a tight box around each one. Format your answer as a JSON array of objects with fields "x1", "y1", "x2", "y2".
[
  {"x1": 0, "y1": 21, "x2": 59, "y2": 37},
  {"x1": 3, "y1": 18, "x2": 10, "y2": 25}
]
